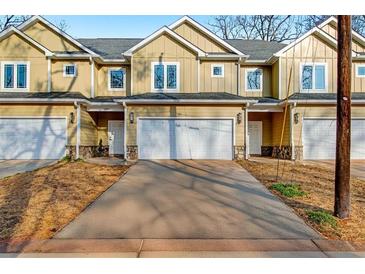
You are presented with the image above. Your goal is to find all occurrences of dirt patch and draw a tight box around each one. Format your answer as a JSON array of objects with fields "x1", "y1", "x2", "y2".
[
  {"x1": 0, "y1": 161, "x2": 129, "y2": 241},
  {"x1": 237, "y1": 159, "x2": 365, "y2": 241}
]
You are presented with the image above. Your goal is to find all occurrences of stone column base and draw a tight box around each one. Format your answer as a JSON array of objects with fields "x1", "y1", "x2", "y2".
[
  {"x1": 294, "y1": 146, "x2": 303, "y2": 161},
  {"x1": 234, "y1": 145, "x2": 245, "y2": 160},
  {"x1": 126, "y1": 145, "x2": 138, "y2": 160},
  {"x1": 271, "y1": 146, "x2": 291, "y2": 160},
  {"x1": 66, "y1": 145, "x2": 109, "y2": 160}
]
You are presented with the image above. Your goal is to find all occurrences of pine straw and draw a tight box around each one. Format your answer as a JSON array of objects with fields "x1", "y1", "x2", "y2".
[
  {"x1": 0, "y1": 161, "x2": 129, "y2": 241},
  {"x1": 237, "y1": 159, "x2": 365, "y2": 241}
]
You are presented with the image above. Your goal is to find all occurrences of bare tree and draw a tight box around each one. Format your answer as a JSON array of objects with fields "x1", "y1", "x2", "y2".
[
  {"x1": 57, "y1": 19, "x2": 69, "y2": 32},
  {"x1": 0, "y1": 15, "x2": 31, "y2": 31}
]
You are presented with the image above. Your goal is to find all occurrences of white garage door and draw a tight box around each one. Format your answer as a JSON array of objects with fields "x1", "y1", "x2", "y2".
[
  {"x1": 0, "y1": 117, "x2": 67, "y2": 159},
  {"x1": 138, "y1": 118, "x2": 233, "y2": 160},
  {"x1": 303, "y1": 118, "x2": 365, "y2": 159}
]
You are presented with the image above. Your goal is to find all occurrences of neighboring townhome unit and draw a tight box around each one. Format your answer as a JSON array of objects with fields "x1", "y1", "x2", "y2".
[{"x1": 0, "y1": 15, "x2": 364, "y2": 161}]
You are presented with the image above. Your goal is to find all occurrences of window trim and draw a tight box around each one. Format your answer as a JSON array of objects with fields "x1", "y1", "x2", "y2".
[
  {"x1": 63, "y1": 64, "x2": 77, "y2": 78},
  {"x1": 355, "y1": 64, "x2": 365, "y2": 78},
  {"x1": 299, "y1": 62, "x2": 328, "y2": 93},
  {"x1": 211, "y1": 64, "x2": 225, "y2": 78},
  {"x1": 1, "y1": 61, "x2": 30, "y2": 92},
  {"x1": 245, "y1": 68, "x2": 263, "y2": 92},
  {"x1": 151, "y1": 61, "x2": 180, "y2": 92},
  {"x1": 108, "y1": 67, "x2": 126, "y2": 91}
]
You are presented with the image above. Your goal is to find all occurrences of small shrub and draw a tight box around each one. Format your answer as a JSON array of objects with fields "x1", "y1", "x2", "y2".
[
  {"x1": 270, "y1": 183, "x2": 306, "y2": 197},
  {"x1": 60, "y1": 155, "x2": 71, "y2": 162},
  {"x1": 306, "y1": 210, "x2": 337, "y2": 228}
]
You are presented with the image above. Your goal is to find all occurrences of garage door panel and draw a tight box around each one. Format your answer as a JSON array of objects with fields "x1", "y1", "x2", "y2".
[
  {"x1": 138, "y1": 119, "x2": 233, "y2": 160},
  {"x1": 0, "y1": 118, "x2": 67, "y2": 160}
]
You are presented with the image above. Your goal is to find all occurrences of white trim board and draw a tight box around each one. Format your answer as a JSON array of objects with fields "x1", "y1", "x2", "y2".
[
  {"x1": 244, "y1": 67, "x2": 263, "y2": 92},
  {"x1": 150, "y1": 61, "x2": 180, "y2": 92},
  {"x1": 108, "y1": 67, "x2": 127, "y2": 92},
  {"x1": 0, "y1": 61, "x2": 31, "y2": 92}
]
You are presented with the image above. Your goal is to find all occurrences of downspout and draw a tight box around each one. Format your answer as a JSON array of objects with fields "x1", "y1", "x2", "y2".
[
  {"x1": 290, "y1": 102, "x2": 297, "y2": 160},
  {"x1": 237, "y1": 58, "x2": 241, "y2": 95},
  {"x1": 47, "y1": 58, "x2": 51, "y2": 92},
  {"x1": 197, "y1": 58, "x2": 200, "y2": 92},
  {"x1": 90, "y1": 57, "x2": 95, "y2": 98},
  {"x1": 75, "y1": 101, "x2": 81, "y2": 160},
  {"x1": 244, "y1": 102, "x2": 250, "y2": 159},
  {"x1": 123, "y1": 101, "x2": 127, "y2": 160}
]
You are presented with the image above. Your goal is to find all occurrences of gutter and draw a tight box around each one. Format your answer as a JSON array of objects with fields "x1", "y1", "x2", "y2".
[
  {"x1": 113, "y1": 99, "x2": 258, "y2": 105},
  {"x1": 283, "y1": 99, "x2": 365, "y2": 105}
]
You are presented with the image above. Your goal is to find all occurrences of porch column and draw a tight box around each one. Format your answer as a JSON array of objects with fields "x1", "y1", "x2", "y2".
[
  {"x1": 244, "y1": 104, "x2": 249, "y2": 159},
  {"x1": 123, "y1": 102, "x2": 127, "y2": 160},
  {"x1": 290, "y1": 102, "x2": 296, "y2": 160},
  {"x1": 76, "y1": 103, "x2": 81, "y2": 159}
]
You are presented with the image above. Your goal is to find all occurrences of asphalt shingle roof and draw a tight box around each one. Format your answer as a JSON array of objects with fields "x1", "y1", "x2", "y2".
[
  {"x1": 0, "y1": 92, "x2": 87, "y2": 99},
  {"x1": 289, "y1": 92, "x2": 365, "y2": 100}
]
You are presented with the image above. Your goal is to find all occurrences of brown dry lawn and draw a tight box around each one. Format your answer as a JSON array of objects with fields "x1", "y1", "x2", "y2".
[
  {"x1": 238, "y1": 158, "x2": 365, "y2": 241},
  {"x1": 0, "y1": 160, "x2": 129, "y2": 241}
]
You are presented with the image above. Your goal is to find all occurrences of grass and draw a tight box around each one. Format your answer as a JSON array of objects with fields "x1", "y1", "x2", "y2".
[
  {"x1": 270, "y1": 183, "x2": 306, "y2": 197},
  {"x1": 237, "y1": 159, "x2": 365, "y2": 241},
  {"x1": 0, "y1": 161, "x2": 130, "y2": 241}
]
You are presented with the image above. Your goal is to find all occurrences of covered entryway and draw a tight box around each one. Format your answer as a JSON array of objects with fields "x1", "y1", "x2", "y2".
[
  {"x1": 0, "y1": 117, "x2": 67, "y2": 159},
  {"x1": 137, "y1": 118, "x2": 234, "y2": 160},
  {"x1": 303, "y1": 118, "x2": 365, "y2": 159}
]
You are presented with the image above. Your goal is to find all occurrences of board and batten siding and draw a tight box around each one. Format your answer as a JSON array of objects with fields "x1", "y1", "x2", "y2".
[
  {"x1": 126, "y1": 105, "x2": 244, "y2": 146},
  {"x1": 240, "y1": 65, "x2": 272, "y2": 97},
  {"x1": 173, "y1": 22, "x2": 229, "y2": 53},
  {"x1": 0, "y1": 32, "x2": 48, "y2": 92},
  {"x1": 0, "y1": 104, "x2": 77, "y2": 145},
  {"x1": 132, "y1": 34, "x2": 198, "y2": 93},
  {"x1": 80, "y1": 107, "x2": 98, "y2": 146},
  {"x1": 200, "y1": 61, "x2": 237, "y2": 93},
  {"x1": 95, "y1": 64, "x2": 131, "y2": 97},
  {"x1": 271, "y1": 112, "x2": 290, "y2": 146}
]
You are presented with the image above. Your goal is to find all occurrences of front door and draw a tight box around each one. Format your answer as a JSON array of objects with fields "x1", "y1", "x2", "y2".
[
  {"x1": 248, "y1": 121, "x2": 262, "y2": 155},
  {"x1": 108, "y1": 120, "x2": 124, "y2": 155}
]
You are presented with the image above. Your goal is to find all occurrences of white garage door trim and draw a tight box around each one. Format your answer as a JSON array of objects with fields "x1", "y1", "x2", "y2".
[
  {"x1": 302, "y1": 117, "x2": 365, "y2": 160},
  {"x1": 137, "y1": 117, "x2": 235, "y2": 160},
  {"x1": 0, "y1": 116, "x2": 68, "y2": 160}
]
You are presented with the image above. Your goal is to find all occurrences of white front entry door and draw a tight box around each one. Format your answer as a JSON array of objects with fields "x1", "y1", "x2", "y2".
[
  {"x1": 248, "y1": 121, "x2": 262, "y2": 155},
  {"x1": 108, "y1": 120, "x2": 124, "y2": 155},
  {"x1": 137, "y1": 118, "x2": 233, "y2": 160}
]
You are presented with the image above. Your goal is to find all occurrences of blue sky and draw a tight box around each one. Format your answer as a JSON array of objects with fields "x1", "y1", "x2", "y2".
[{"x1": 44, "y1": 16, "x2": 213, "y2": 38}]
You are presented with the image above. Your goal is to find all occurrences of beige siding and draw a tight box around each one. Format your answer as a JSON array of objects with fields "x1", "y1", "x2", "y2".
[
  {"x1": 272, "y1": 61, "x2": 280, "y2": 98},
  {"x1": 173, "y1": 22, "x2": 229, "y2": 53},
  {"x1": 0, "y1": 104, "x2": 77, "y2": 145},
  {"x1": 240, "y1": 65, "x2": 272, "y2": 97},
  {"x1": 132, "y1": 34, "x2": 198, "y2": 93},
  {"x1": 51, "y1": 59, "x2": 91, "y2": 97},
  {"x1": 126, "y1": 105, "x2": 244, "y2": 146},
  {"x1": 23, "y1": 21, "x2": 81, "y2": 52},
  {"x1": 0, "y1": 33, "x2": 48, "y2": 92},
  {"x1": 80, "y1": 107, "x2": 98, "y2": 146},
  {"x1": 293, "y1": 105, "x2": 365, "y2": 146},
  {"x1": 352, "y1": 62, "x2": 365, "y2": 91},
  {"x1": 272, "y1": 112, "x2": 290, "y2": 146},
  {"x1": 248, "y1": 112, "x2": 272, "y2": 146},
  {"x1": 95, "y1": 64, "x2": 131, "y2": 97},
  {"x1": 200, "y1": 61, "x2": 237, "y2": 93}
]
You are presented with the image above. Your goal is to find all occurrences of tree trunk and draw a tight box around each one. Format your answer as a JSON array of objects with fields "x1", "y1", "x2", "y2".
[{"x1": 335, "y1": 15, "x2": 352, "y2": 219}]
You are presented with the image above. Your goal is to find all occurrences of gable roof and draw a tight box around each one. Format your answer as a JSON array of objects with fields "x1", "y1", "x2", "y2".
[
  {"x1": 169, "y1": 16, "x2": 247, "y2": 57},
  {"x1": 123, "y1": 26, "x2": 206, "y2": 57},
  {"x1": 0, "y1": 26, "x2": 53, "y2": 56},
  {"x1": 17, "y1": 15, "x2": 99, "y2": 57}
]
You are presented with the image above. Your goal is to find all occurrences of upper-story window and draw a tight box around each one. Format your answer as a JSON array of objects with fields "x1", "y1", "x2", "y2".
[
  {"x1": 63, "y1": 64, "x2": 77, "y2": 77},
  {"x1": 152, "y1": 62, "x2": 179, "y2": 92},
  {"x1": 356, "y1": 64, "x2": 365, "y2": 78},
  {"x1": 108, "y1": 68, "x2": 126, "y2": 91},
  {"x1": 245, "y1": 68, "x2": 263, "y2": 92},
  {"x1": 300, "y1": 63, "x2": 327, "y2": 92},
  {"x1": 1, "y1": 61, "x2": 29, "y2": 91},
  {"x1": 211, "y1": 64, "x2": 224, "y2": 78}
]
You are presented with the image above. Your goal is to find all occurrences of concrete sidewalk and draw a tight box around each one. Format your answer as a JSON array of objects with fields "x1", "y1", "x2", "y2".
[{"x1": 0, "y1": 239, "x2": 364, "y2": 258}]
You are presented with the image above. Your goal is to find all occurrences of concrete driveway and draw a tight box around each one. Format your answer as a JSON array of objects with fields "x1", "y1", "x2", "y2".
[
  {"x1": 0, "y1": 160, "x2": 56, "y2": 179},
  {"x1": 56, "y1": 160, "x2": 319, "y2": 239},
  {"x1": 305, "y1": 160, "x2": 365, "y2": 180}
]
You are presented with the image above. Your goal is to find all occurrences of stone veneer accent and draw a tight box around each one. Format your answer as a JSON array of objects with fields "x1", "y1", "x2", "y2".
[
  {"x1": 234, "y1": 145, "x2": 245, "y2": 160},
  {"x1": 126, "y1": 145, "x2": 138, "y2": 160},
  {"x1": 272, "y1": 146, "x2": 291, "y2": 160},
  {"x1": 261, "y1": 146, "x2": 273, "y2": 156},
  {"x1": 66, "y1": 145, "x2": 109, "y2": 160}
]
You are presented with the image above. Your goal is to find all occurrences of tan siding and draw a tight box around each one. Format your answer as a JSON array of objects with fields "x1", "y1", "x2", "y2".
[
  {"x1": 248, "y1": 112, "x2": 272, "y2": 145},
  {"x1": 126, "y1": 105, "x2": 244, "y2": 146},
  {"x1": 51, "y1": 59, "x2": 91, "y2": 97},
  {"x1": 272, "y1": 112, "x2": 290, "y2": 146},
  {"x1": 200, "y1": 61, "x2": 237, "y2": 93},
  {"x1": 95, "y1": 64, "x2": 131, "y2": 97},
  {"x1": 173, "y1": 22, "x2": 229, "y2": 53},
  {"x1": 240, "y1": 65, "x2": 272, "y2": 97},
  {"x1": 80, "y1": 107, "x2": 98, "y2": 146},
  {"x1": 0, "y1": 104, "x2": 77, "y2": 145},
  {"x1": 23, "y1": 21, "x2": 81, "y2": 52},
  {"x1": 132, "y1": 34, "x2": 198, "y2": 93},
  {"x1": 0, "y1": 33, "x2": 48, "y2": 92},
  {"x1": 353, "y1": 62, "x2": 365, "y2": 91},
  {"x1": 272, "y1": 61, "x2": 279, "y2": 98}
]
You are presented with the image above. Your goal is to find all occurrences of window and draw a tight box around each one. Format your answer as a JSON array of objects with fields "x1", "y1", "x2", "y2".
[
  {"x1": 1, "y1": 62, "x2": 29, "y2": 91},
  {"x1": 108, "y1": 68, "x2": 126, "y2": 91},
  {"x1": 63, "y1": 64, "x2": 77, "y2": 77},
  {"x1": 356, "y1": 64, "x2": 365, "y2": 78},
  {"x1": 151, "y1": 62, "x2": 179, "y2": 92},
  {"x1": 211, "y1": 64, "x2": 224, "y2": 77},
  {"x1": 300, "y1": 63, "x2": 327, "y2": 92},
  {"x1": 245, "y1": 68, "x2": 263, "y2": 91}
]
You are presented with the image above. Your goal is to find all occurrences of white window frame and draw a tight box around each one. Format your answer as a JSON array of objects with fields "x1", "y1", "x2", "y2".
[
  {"x1": 355, "y1": 64, "x2": 365, "y2": 78},
  {"x1": 245, "y1": 68, "x2": 263, "y2": 92},
  {"x1": 299, "y1": 62, "x2": 328, "y2": 93},
  {"x1": 1, "y1": 61, "x2": 30, "y2": 92},
  {"x1": 63, "y1": 64, "x2": 77, "y2": 77},
  {"x1": 211, "y1": 64, "x2": 225, "y2": 78},
  {"x1": 151, "y1": 62, "x2": 180, "y2": 92},
  {"x1": 108, "y1": 67, "x2": 126, "y2": 91}
]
